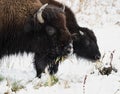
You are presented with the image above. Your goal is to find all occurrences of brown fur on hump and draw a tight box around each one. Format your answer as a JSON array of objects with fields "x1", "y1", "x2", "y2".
[{"x1": 0, "y1": 0, "x2": 42, "y2": 32}]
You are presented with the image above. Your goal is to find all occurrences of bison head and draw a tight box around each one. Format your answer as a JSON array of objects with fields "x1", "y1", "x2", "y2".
[
  {"x1": 73, "y1": 27, "x2": 101, "y2": 60},
  {"x1": 35, "y1": 4, "x2": 73, "y2": 58}
]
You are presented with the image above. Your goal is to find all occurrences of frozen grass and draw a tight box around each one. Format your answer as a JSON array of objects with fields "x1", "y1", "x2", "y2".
[{"x1": 0, "y1": 75, "x2": 4, "y2": 82}]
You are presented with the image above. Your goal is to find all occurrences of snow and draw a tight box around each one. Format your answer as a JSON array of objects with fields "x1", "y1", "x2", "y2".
[
  {"x1": 0, "y1": 0, "x2": 120, "y2": 94},
  {"x1": 0, "y1": 53, "x2": 36, "y2": 82}
]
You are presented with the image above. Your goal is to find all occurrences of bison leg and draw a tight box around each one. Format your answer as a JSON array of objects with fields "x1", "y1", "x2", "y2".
[{"x1": 34, "y1": 54, "x2": 49, "y2": 78}]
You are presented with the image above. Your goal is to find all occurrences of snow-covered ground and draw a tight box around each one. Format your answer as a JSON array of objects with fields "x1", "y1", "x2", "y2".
[{"x1": 0, "y1": 0, "x2": 120, "y2": 94}]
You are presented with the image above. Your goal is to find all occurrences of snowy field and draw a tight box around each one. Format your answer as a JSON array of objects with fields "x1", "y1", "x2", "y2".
[{"x1": 0, "y1": 0, "x2": 120, "y2": 94}]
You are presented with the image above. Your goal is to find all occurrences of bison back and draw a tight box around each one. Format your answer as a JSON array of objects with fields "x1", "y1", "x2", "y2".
[{"x1": 0, "y1": 0, "x2": 42, "y2": 32}]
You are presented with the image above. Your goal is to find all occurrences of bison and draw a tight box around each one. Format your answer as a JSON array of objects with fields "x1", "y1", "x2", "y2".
[
  {"x1": 40, "y1": 0, "x2": 101, "y2": 60},
  {"x1": 0, "y1": 0, "x2": 73, "y2": 77}
]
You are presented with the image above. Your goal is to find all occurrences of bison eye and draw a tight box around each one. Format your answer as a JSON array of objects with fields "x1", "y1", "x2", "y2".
[{"x1": 46, "y1": 25, "x2": 56, "y2": 36}]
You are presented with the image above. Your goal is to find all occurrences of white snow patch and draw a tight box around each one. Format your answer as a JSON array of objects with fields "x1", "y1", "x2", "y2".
[{"x1": 0, "y1": 53, "x2": 36, "y2": 82}]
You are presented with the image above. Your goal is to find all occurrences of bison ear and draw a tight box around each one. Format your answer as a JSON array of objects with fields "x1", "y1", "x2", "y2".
[
  {"x1": 37, "y1": 3, "x2": 48, "y2": 23},
  {"x1": 46, "y1": 26, "x2": 56, "y2": 36}
]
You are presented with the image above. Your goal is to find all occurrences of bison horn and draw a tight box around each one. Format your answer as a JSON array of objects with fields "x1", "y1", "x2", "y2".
[
  {"x1": 37, "y1": 3, "x2": 48, "y2": 23},
  {"x1": 62, "y1": 3, "x2": 65, "y2": 12}
]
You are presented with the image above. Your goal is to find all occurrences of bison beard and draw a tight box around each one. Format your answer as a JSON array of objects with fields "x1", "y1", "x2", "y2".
[
  {"x1": 0, "y1": 0, "x2": 72, "y2": 77},
  {"x1": 40, "y1": 0, "x2": 101, "y2": 60}
]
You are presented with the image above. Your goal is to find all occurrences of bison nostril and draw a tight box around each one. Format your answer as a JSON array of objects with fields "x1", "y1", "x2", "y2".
[
  {"x1": 95, "y1": 55, "x2": 100, "y2": 60},
  {"x1": 65, "y1": 46, "x2": 71, "y2": 53},
  {"x1": 65, "y1": 43, "x2": 72, "y2": 50},
  {"x1": 66, "y1": 50, "x2": 70, "y2": 54}
]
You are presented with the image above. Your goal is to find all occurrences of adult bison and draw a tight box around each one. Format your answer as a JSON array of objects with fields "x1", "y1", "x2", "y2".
[
  {"x1": 40, "y1": 0, "x2": 101, "y2": 60},
  {"x1": 0, "y1": 0, "x2": 73, "y2": 77}
]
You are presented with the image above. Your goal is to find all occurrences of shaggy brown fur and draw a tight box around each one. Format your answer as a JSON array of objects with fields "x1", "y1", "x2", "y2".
[{"x1": 0, "y1": 0, "x2": 42, "y2": 32}]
